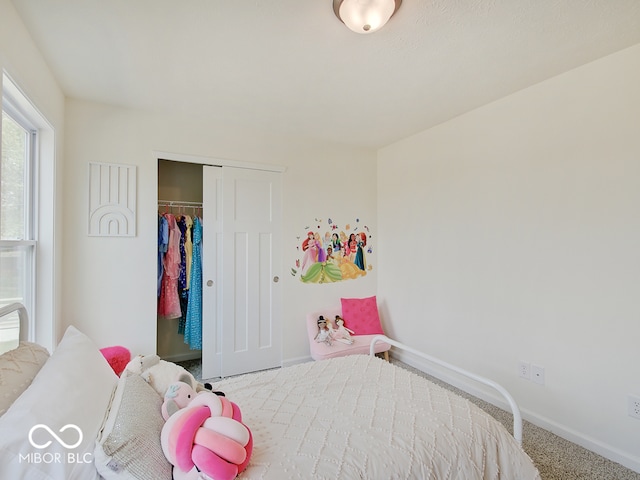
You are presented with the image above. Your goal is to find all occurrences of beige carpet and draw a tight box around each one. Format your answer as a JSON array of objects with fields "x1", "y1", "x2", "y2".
[{"x1": 180, "y1": 357, "x2": 640, "y2": 480}]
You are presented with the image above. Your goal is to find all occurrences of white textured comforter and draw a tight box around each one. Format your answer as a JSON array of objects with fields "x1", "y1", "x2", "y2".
[{"x1": 214, "y1": 355, "x2": 541, "y2": 480}]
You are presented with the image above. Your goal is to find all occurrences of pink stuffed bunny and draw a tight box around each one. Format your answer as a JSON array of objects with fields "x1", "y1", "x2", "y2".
[{"x1": 162, "y1": 381, "x2": 197, "y2": 421}]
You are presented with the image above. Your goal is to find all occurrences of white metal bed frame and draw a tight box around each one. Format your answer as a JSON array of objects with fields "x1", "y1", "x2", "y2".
[
  {"x1": 0, "y1": 302, "x2": 29, "y2": 342},
  {"x1": 370, "y1": 334, "x2": 523, "y2": 445}
]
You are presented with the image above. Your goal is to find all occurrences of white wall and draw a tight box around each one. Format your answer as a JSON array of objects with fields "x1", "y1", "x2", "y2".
[
  {"x1": 0, "y1": 0, "x2": 63, "y2": 126},
  {"x1": 377, "y1": 44, "x2": 640, "y2": 471},
  {"x1": 62, "y1": 99, "x2": 378, "y2": 362},
  {"x1": 0, "y1": 0, "x2": 65, "y2": 350}
]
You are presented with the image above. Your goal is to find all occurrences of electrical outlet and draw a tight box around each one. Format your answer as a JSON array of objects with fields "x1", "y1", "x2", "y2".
[
  {"x1": 531, "y1": 364, "x2": 545, "y2": 385},
  {"x1": 629, "y1": 395, "x2": 640, "y2": 419},
  {"x1": 518, "y1": 361, "x2": 530, "y2": 380}
]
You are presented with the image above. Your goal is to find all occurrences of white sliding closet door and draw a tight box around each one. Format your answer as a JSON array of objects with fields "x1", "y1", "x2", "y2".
[{"x1": 201, "y1": 165, "x2": 282, "y2": 379}]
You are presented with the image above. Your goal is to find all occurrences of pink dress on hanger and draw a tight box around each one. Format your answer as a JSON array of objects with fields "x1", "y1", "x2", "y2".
[{"x1": 158, "y1": 214, "x2": 182, "y2": 319}]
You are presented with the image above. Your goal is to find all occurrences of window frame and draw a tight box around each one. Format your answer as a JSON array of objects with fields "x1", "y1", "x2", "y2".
[
  {"x1": 1, "y1": 89, "x2": 38, "y2": 348},
  {"x1": 1, "y1": 72, "x2": 55, "y2": 351}
]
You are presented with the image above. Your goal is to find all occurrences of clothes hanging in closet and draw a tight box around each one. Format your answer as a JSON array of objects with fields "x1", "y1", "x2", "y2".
[
  {"x1": 157, "y1": 208, "x2": 203, "y2": 350},
  {"x1": 176, "y1": 215, "x2": 195, "y2": 335},
  {"x1": 176, "y1": 216, "x2": 188, "y2": 333},
  {"x1": 184, "y1": 216, "x2": 203, "y2": 350},
  {"x1": 158, "y1": 213, "x2": 182, "y2": 319},
  {"x1": 184, "y1": 215, "x2": 194, "y2": 290},
  {"x1": 158, "y1": 214, "x2": 168, "y2": 297}
]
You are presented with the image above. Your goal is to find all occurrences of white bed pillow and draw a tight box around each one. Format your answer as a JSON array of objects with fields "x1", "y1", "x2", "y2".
[
  {"x1": 0, "y1": 325, "x2": 118, "y2": 480},
  {"x1": 94, "y1": 372, "x2": 172, "y2": 480},
  {"x1": 0, "y1": 341, "x2": 50, "y2": 417}
]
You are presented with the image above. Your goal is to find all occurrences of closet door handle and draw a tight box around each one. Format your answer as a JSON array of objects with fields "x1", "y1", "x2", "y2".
[
  {"x1": 273, "y1": 276, "x2": 279, "y2": 283},
  {"x1": 206, "y1": 280, "x2": 214, "y2": 287}
]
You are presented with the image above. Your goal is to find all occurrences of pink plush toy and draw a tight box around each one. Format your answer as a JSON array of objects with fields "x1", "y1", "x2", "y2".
[
  {"x1": 99, "y1": 346, "x2": 131, "y2": 376},
  {"x1": 161, "y1": 384, "x2": 253, "y2": 480}
]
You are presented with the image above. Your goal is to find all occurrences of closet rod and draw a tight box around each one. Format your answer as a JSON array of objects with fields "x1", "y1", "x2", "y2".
[{"x1": 158, "y1": 200, "x2": 203, "y2": 207}]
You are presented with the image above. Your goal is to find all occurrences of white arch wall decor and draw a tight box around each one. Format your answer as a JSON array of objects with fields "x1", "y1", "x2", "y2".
[{"x1": 88, "y1": 162, "x2": 137, "y2": 236}]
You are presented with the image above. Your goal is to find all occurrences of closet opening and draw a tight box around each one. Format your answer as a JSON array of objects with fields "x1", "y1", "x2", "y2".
[{"x1": 157, "y1": 159, "x2": 203, "y2": 363}]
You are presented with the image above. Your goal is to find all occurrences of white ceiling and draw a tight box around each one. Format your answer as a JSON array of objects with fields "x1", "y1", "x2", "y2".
[{"x1": 11, "y1": 0, "x2": 640, "y2": 148}]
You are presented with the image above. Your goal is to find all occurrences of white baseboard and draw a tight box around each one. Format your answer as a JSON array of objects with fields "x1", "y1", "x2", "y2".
[
  {"x1": 282, "y1": 355, "x2": 311, "y2": 368},
  {"x1": 161, "y1": 352, "x2": 202, "y2": 363},
  {"x1": 393, "y1": 349, "x2": 640, "y2": 474},
  {"x1": 519, "y1": 407, "x2": 640, "y2": 474}
]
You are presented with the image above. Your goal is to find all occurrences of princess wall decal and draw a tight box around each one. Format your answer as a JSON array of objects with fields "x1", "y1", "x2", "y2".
[{"x1": 291, "y1": 217, "x2": 373, "y2": 284}]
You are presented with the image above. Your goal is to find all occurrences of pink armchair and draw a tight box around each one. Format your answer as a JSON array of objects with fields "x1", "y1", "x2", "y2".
[{"x1": 306, "y1": 302, "x2": 390, "y2": 361}]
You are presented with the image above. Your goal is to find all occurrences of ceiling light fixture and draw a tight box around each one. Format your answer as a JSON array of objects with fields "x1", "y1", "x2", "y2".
[{"x1": 333, "y1": 0, "x2": 402, "y2": 34}]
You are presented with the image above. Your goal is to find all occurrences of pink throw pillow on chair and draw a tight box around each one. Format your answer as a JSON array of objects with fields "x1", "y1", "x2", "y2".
[{"x1": 340, "y1": 296, "x2": 384, "y2": 335}]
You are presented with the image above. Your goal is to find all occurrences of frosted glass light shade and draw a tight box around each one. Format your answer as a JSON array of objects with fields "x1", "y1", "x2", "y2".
[{"x1": 335, "y1": 0, "x2": 400, "y2": 34}]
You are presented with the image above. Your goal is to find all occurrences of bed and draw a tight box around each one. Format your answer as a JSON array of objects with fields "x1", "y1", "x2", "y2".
[{"x1": 0, "y1": 303, "x2": 541, "y2": 479}]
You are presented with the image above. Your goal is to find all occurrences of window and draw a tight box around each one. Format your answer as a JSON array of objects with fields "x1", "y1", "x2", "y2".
[
  {"x1": 0, "y1": 73, "x2": 56, "y2": 353},
  {"x1": 0, "y1": 93, "x2": 37, "y2": 353}
]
